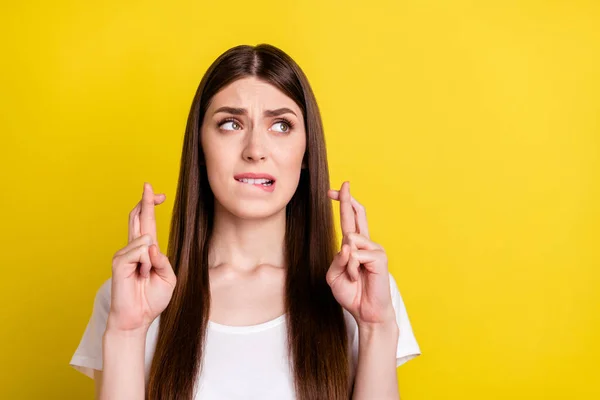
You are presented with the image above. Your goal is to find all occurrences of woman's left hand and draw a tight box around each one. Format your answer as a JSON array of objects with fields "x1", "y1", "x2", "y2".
[{"x1": 327, "y1": 181, "x2": 396, "y2": 328}]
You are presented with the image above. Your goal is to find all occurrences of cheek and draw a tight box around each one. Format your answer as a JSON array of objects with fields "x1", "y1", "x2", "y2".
[
  {"x1": 275, "y1": 140, "x2": 306, "y2": 187},
  {"x1": 203, "y1": 132, "x2": 228, "y2": 164},
  {"x1": 202, "y1": 138, "x2": 232, "y2": 184},
  {"x1": 279, "y1": 136, "x2": 306, "y2": 165}
]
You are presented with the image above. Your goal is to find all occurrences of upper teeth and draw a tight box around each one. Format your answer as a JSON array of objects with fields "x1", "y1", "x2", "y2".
[{"x1": 238, "y1": 178, "x2": 272, "y2": 184}]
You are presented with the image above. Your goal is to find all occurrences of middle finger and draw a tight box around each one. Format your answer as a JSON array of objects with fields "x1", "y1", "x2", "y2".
[
  {"x1": 339, "y1": 181, "x2": 356, "y2": 237},
  {"x1": 115, "y1": 234, "x2": 153, "y2": 258},
  {"x1": 140, "y1": 182, "x2": 159, "y2": 249}
]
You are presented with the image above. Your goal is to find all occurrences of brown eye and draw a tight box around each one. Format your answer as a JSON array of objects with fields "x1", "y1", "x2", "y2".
[
  {"x1": 220, "y1": 120, "x2": 242, "y2": 130},
  {"x1": 271, "y1": 121, "x2": 290, "y2": 133}
]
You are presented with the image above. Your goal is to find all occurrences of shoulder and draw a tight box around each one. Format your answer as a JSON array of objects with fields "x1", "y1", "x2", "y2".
[
  {"x1": 69, "y1": 277, "x2": 114, "y2": 378},
  {"x1": 346, "y1": 271, "x2": 421, "y2": 369},
  {"x1": 98, "y1": 277, "x2": 112, "y2": 296},
  {"x1": 92, "y1": 277, "x2": 112, "y2": 313},
  {"x1": 387, "y1": 271, "x2": 421, "y2": 366},
  {"x1": 387, "y1": 271, "x2": 403, "y2": 309},
  {"x1": 388, "y1": 271, "x2": 398, "y2": 292}
]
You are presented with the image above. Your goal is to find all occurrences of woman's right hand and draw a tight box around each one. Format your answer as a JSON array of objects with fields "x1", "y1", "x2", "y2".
[{"x1": 107, "y1": 182, "x2": 177, "y2": 333}]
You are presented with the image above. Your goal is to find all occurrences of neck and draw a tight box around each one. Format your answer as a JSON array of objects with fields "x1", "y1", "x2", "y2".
[{"x1": 207, "y1": 201, "x2": 286, "y2": 271}]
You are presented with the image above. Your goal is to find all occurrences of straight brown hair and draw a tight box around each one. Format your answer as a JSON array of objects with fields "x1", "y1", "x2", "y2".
[{"x1": 147, "y1": 44, "x2": 350, "y2": 400}]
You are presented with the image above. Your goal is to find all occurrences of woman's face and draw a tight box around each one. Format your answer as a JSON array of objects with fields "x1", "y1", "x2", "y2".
[{"x1": 200, "y1": 77, "x2": 307, "y2": 219}]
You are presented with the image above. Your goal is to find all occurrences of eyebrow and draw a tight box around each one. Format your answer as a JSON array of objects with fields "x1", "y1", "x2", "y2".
[{"x1": 213, "y1": 106, "x2": 297, "y2": 117}]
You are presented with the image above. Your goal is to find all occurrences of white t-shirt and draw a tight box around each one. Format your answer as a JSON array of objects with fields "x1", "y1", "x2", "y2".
[{"x1": 70, "y1": 272, "x2": 421, "y2": 399}]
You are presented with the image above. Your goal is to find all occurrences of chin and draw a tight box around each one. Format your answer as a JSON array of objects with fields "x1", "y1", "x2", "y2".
[{"x1": 218, "y1": 198, "x2": 287, "y2": 220}]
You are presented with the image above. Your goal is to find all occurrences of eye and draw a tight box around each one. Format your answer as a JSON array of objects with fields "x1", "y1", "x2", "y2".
[
  {"x1": 270, "y1": 119, "x2": 293, "y2": 133},
  {"x1": 219, "y1": 118, "x2": 242, "y2": 131}
]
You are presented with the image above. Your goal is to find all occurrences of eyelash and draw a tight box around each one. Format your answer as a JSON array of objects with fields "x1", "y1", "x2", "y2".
[{"x1": 217, "y1": 117, "x2": 295, "y2": 132}]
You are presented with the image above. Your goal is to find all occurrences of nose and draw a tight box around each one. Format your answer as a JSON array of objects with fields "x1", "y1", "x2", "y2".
[{"x1": 241, "y1": 129, "x2": 267, "y2": 162}]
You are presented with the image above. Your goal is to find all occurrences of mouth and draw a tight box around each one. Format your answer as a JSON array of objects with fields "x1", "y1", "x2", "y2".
[
  {"x1": 233, "y1": 173, "x2": 276, "y2": 186},
  {"x1": 235, "y1": 177, "x2": 275, "y2": 187},
  {"x1": 233, "y1": 173, "x2": 276, "y2": 192}
]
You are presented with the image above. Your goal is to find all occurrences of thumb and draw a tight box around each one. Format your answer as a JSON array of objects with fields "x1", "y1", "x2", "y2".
[
  {"x1": 148, "y1": 244, "x2": 176, "y2": 283},
  {"x1": 326, "y1": 244, "x2": 350, "y2": 285}
]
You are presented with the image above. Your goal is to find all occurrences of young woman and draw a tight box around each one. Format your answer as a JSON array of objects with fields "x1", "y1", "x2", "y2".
[{"x1": 70, "y1": 44, "x2": 421, "y2": 400}]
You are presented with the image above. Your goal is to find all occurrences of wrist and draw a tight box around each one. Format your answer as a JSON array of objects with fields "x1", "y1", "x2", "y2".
[
  {"x1": 104, "y1": 322, "x2": 149, "y2": 342},
  {"x1": 356, "y1": 304, "x2": 398, "y2": 334},
  {"x1": 106, "y1": 313, "x2": 151, "y2": 338},
  {"x1": 358, "y1": 318, "x2": 399, "y2": 337},
  {"x1": 102, "y1": 326, "x2": 147, "y2": 361}
]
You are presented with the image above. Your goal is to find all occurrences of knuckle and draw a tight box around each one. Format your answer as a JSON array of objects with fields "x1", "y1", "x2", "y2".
[
  {"x1": 137, "y1": 246, "x2": 148, "y2": 260},
  {"x1": 111, "y1": 254, "x2": 121, "y2": 270},
  {"x1": 325, "y1": 269, "x2": 337, "y2": 285},
  {"x1": 346, "y1": 232, "x2": 358, "y2": 244},
  {"x1": 325, "y1": 274, "x2": 333, "y2": 286},
  {"x1": 378, "y1": 250, "x2": 388, "y2": 262}
]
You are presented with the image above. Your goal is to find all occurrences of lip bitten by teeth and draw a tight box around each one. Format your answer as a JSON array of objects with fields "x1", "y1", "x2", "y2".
[{"x1": 237, "y1": 178, "x2": 273, "y2": 186}]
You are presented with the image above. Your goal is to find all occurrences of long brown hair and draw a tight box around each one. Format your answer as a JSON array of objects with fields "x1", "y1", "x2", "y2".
[{"x1": 147, "y1": 44, "x2": 350, "y2": 400}]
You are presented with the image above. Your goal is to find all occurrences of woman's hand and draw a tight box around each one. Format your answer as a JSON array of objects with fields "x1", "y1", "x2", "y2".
[
  {"x1": 326, "y1": 182, "x2": 395, "y2": 328},
  {"x1": 107, "y1": 182, "x2": 177, "y2": 333}
]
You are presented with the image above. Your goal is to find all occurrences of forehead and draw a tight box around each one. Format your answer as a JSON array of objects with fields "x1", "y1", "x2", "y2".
[{"x1": 208, "y1": 77, "x2": 302, "y2": 115}]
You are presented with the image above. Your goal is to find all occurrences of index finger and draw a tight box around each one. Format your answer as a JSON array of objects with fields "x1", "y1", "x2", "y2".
[
  {"x1": 128, "y1": 193, "x2": 167, "y2": 243},
  {"x1": 340, "y1": 181, "x2": 356, "y2": 236},
  {"x1": 140, "y1": 182, "x2": 159, "y2": 249}
]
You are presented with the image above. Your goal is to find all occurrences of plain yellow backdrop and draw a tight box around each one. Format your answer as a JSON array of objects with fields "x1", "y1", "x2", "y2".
[{"x1": 1, "y1": 0, "x2": 599, "y2": 399}]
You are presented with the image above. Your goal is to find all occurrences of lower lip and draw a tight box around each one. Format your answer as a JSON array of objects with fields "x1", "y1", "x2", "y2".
[{"x1": 235, "y1": 180, "x2": 276, "y2": 192}]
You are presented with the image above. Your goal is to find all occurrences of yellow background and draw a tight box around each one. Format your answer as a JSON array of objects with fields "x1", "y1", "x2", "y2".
[{"x1": 1, "y1": 1, "x2": 598, "y2": 399}]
